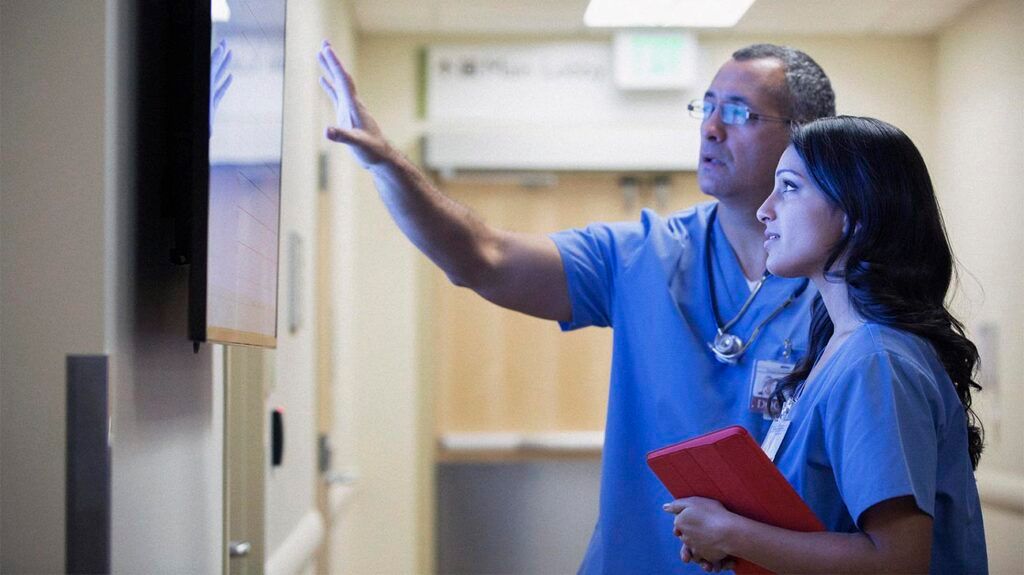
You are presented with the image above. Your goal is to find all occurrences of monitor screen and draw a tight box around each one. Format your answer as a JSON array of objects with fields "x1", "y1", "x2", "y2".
[{"x1": 202, "y1": 0, "x2": 287, "y2": 347}]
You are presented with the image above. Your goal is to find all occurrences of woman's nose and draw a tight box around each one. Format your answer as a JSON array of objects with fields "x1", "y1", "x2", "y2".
[{"x1": 756, "y1": 196, "x2": 775, "y2": 223}]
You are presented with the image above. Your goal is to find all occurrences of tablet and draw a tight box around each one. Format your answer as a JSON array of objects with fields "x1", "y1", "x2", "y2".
[{"x1": 647, "y1": 425, "x2": 824, "y2": 574}]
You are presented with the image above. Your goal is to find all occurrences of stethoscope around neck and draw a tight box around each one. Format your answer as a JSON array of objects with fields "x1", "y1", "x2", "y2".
[{"x1": 704, "y1": 207, "x2": 809, "y2": 365}]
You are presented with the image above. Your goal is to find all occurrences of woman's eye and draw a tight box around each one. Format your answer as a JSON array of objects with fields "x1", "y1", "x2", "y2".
[{"x1": 781, "y1": 179, "x2": 798, "y2": 193}]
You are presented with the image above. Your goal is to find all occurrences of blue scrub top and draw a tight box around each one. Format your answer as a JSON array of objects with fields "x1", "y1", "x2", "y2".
[
  {"x1": 775, "y1": 323, "x2": 988, "y2": 574},
  {"x1": 550, "y1": 202, "x2": 816, "y2": 574}
]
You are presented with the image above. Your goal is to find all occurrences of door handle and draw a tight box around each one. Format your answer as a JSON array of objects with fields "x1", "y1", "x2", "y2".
[{"x1": 228, "y1": 540, "x2": 251, "y2": 558}]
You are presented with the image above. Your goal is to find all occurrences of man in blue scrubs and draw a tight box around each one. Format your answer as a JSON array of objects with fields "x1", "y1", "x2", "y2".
[{"x1": 319, "y1": 42, "x2": 835, "y2": 573}]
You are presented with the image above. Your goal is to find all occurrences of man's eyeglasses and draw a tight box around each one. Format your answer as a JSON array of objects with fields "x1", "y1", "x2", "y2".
[{"x1": 687, "y1": 99, "x2": 792, "y2": 126}]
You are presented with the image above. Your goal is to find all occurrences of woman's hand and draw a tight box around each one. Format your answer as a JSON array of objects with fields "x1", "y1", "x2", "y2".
[
  {"x1": 317, "y1": 40, "x2": 391, "y2": 167},
  {"x1": 664, "y1": 497, "x2": 739, "y2": 570},
  {"x1": 681, "y1": 544, "x2": 736, "y2": 573}
]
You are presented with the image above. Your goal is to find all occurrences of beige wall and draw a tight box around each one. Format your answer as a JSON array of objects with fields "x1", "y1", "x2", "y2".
[
  {"x1": 696, "y1": 35, "x2": 937, "y2": 162},
  {"x1": 0, "y1": 0, "x2": 372, "y2": 572},
  {"x1": 2, "y1": 0, "x2": 226, "y2": 571},
  {"x1": 935, "y1": 0, "x2": 1024, "y2": 572},
  {"x1": 325, "y1": 27, "x2": 432, "y2": 575},
  {"x1": 264, "y1": 0, "x2": 330, "y2": 562},
  {"x1": 1, "y1": 2, "x2": 111, "y2": 571}
]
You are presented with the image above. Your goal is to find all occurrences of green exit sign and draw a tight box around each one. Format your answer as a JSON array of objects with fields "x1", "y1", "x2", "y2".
[{"x1": 614, "y1": 31, "x2": 697, "y2": 90}]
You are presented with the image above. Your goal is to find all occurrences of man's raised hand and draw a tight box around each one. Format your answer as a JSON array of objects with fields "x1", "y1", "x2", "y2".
[{"x1": 317, "y1": 40, "x2": 390, "y2": 167}]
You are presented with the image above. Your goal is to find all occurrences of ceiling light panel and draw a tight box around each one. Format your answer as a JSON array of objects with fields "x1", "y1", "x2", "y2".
[{"x1": 585, "y1": 0, "x2": 756, "y2": 28}]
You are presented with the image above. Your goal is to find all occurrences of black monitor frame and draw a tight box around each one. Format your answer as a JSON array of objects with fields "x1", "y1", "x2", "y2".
[{"x1": 137, "y1": 0, "x2": 285, "y2": 351}]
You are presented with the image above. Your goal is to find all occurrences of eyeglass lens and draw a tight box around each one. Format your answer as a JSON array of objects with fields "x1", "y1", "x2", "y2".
[
  {"x1": 689, "y1": 100, "x2": 749, "y2": 125},
  {"x1": 720, "y1": 104, "x2": 748, "y2": 125}
]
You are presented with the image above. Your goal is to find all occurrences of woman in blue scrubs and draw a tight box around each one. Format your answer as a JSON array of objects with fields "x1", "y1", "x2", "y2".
[{"x1": 664, "y1": 116, "x2": 987, "y2": 574}]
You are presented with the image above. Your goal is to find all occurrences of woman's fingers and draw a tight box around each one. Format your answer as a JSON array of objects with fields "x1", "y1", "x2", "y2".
[{"x1": 681, "y1": 544, "x2": 694, "y2": 563}]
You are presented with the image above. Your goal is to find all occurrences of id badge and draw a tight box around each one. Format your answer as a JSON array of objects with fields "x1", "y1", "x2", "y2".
[
  {"x1": 761, "y1": 397, "x2": 796, "y2": 461},
  {"x1": 760, "y1": 417, "x2": 791, "y2": 461},
  {"x1": 749, "y1": 360, "x2": 795, "y2": 419}
]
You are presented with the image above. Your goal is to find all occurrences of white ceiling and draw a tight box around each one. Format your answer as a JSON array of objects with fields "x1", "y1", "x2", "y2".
[{"x1": 352, "y1": 0, "x2": 984, "y2": 36}]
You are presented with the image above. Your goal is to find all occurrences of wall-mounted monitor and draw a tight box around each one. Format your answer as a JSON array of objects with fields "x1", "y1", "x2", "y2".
[
  {"x1": 199, "y1": 0, "x2": 287, "y2": 347},
  {"x1": 138, "y1": 0, "x2": 287, "y2": 349}
]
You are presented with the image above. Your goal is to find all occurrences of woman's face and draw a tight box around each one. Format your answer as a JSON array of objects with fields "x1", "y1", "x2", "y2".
[{"x1": 756, "y1": 145, "x2": 847, "y2": 279}]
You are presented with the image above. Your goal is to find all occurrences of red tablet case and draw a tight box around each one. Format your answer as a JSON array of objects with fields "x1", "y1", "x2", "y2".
[{"x1": 647, "y1": 425, "x2": 825, "y2": 575}]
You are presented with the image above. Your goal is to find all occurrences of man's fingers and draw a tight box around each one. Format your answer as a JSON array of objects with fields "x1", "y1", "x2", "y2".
[
  {"x1": 327, "y1": 126, "x2": 374, "y2": 148},
  {"x1": 319, "y1": 44, "x2": 347, "y2": 89},
  {"x1": 329, "y1": 127, "x2": 377, "y2": 151},
  {"x1": 319, "y1": 44, "x2": 358, "y2": 110},
  {"x1": 317, "y1": 50, "x2": 354, "y2": 106},
  {"x1": 214, "y1": 50, "x2": 232, "y2": 83},
  {"x1": 325, "y1": 127, "x2": 385, "y2": 167},
  {"x1": 213, "y1": 74, "x2": 233, "y2": 106},
  {"x1": 319, "y1": 76, "x2": 338, "y2": 106},
  {"x1": 325, "y1": 126, "x2": 350, "y2": 143},
  {"x1": 317, "y1": 50, "x2": 355, "y2": 110},
  {"x1": 212, "y1": 40, "x2": 225, "y2": 63},
  {"x1": 317, "y1": 51, "x2": 332, "y2": 78}
]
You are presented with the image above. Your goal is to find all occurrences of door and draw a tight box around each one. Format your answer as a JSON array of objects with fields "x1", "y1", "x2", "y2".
[{"x1": 224, "y1": 346, "x2": 268, "y2": 574}]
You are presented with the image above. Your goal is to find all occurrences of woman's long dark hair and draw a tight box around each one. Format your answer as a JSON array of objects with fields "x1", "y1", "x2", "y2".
[{"x1": 769, "y1": 116, "x2": 983, "y2": 469}]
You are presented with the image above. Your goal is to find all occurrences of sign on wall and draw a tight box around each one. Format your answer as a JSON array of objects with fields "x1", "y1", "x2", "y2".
[
  {"x1": 424, "y1": 42, "x2": 701, "y2": 172},
  {"x1": 426, "y1": 42, "x2": 693, "y2": 124}
]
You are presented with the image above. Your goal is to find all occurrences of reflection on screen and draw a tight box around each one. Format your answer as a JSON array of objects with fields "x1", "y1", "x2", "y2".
[{"x1": 207, "y1": 0, "x2": 285, "y2": 346}]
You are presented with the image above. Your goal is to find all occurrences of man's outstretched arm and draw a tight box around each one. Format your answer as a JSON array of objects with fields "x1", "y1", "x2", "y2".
[{"x1": 317, "y1": 41, "x2": 572, "y2": 322}]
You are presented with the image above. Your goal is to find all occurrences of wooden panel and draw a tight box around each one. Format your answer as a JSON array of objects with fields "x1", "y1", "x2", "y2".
[
  {"x1": 429, "y1": 172, "x2": 704, "y2": 436},
  {"x1": 225, "y1": 346, "x2": 267, "y2": 575}
]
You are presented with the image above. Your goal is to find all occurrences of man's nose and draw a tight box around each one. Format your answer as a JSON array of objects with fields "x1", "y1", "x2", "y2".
[{"x1": 701, "y1": 107, "x2": 726, "y2": 142}]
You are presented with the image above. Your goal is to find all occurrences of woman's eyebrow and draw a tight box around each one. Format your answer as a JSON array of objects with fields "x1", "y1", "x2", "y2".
[{"x1": 775, "y1": 168, "x2": 803, "y2": 178}]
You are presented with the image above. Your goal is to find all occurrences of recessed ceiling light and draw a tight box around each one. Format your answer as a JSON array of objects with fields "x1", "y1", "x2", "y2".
[{"x1": 584, "y1": 0, "x2": 756, "y2": 28}]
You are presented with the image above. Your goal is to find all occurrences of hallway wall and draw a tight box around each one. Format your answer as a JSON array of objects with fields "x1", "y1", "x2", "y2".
[
  {"x1": 1, "y1": 1, "x2": 365, "y2": 572},
  {"x1": 934, "y1": 1, "x2": 1024, "y2": 571},
  {"x1": 2, "y1": 2, "x2": 115, "y2": 571},
  {"x1": 1, "y1": 1, "x2": 225, "y2": 571}
]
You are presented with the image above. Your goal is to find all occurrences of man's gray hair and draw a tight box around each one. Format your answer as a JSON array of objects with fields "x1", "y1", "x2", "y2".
[{"x1": 732, "y1": 44, "x2": 835, "y2": 124}]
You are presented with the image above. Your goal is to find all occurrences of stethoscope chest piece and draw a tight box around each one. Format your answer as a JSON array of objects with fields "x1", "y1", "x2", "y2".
[
  {"x1": 701, "y1": 206, "x2": 808, "y2": 365},
  {"x1": 710, "y1": 331, "x2": 744, "y2": 364}
]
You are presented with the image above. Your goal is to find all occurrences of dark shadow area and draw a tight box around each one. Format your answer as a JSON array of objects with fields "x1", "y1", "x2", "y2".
[{"x1": 130, "y1": 0, "x2": 212, "y2": 423}]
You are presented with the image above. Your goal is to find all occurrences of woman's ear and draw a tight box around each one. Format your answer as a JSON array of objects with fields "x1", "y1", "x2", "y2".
[{"x1": 842, "y1": 215, "x2": 861, "y2": 236}]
